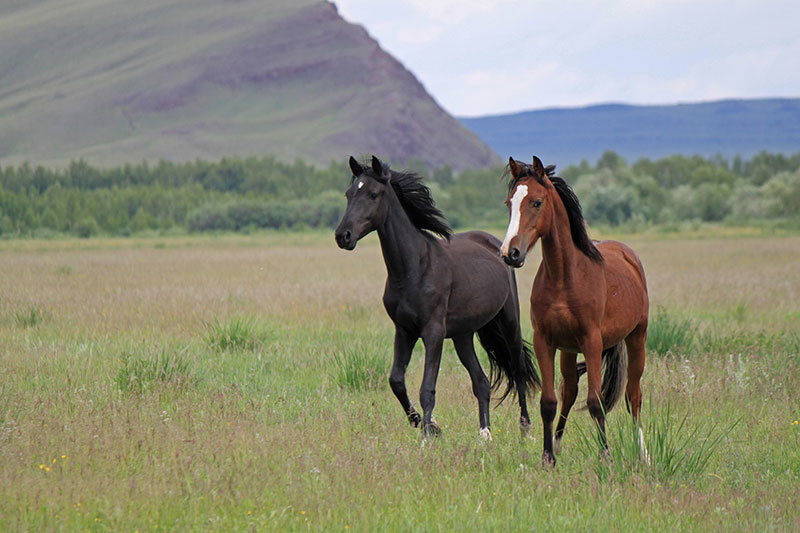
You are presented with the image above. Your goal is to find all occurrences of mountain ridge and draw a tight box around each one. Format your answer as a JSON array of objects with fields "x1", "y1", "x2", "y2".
[
  {"x1": 460, "y1": 97, "x2": 800, "y2": 165},
  {"x1": 0, "y1": 0, "x2": 497, "y2": 170}
]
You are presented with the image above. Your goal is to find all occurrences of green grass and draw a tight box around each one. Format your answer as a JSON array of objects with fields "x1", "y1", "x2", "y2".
[
  {"x1": 114, "y1": 346, "x2": 200, "y2": 394},
  {"x1": 203, "y1": 315, "x2": 270, "y2": 352},
  {"x1": 12, "y1": 306, "x2": 47, "y2": 328},
  {"x1": 646, "y1": 306, "x2": 698, "y2": 356},
  {"x1": 574, "y1": 401, "x2": 739, "y2": 484},
  {"x1": 1, "y1": 233, "x2": 799, "y2": 531},
  {"x1": 330, "y1": 343, "x2": 388, "y2": 392}
]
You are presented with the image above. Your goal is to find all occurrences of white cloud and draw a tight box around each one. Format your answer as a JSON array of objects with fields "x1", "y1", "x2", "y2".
[{"x1": 335, "y1": 0, "x2": 800, "y2": 115}]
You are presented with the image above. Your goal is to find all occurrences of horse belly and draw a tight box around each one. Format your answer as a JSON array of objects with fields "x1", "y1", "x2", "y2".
[
  {"x1": 447, "y1": 270, "x2": 508, "y2": 335},
  {"x1": 599, "y1": 244, "x2": 648, "y2": 346}
]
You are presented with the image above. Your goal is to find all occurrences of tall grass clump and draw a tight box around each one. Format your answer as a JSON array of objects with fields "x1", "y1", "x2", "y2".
[
  {"x1": 575, "y1": 402, "x2": 738, "y2": 484},
  {"x1": 646, "y1": 306, "x2": 697, "y2": 356},
  {"x1": 13, "y1": 306, "x2": 47, "y2": 328},
  {"x1": 330, "y1": 344, "x2": 387, "y2": 392},
  {"x1": 203, "y1": 315, "x2": 270, "y2": 352},
  {"x1": 115, "y1": 347, "x2": 199, "y2": 393}
]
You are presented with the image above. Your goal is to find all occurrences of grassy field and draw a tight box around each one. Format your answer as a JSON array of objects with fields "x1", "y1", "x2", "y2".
[{"x1": 1, "y1": 229, "x2": 799, "y2": 531}]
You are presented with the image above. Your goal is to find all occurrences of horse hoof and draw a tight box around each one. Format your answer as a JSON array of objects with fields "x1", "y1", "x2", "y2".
[
  {"x1": 553, "y1": 438, "x2": 562, "y2": 456},
  {"x1": 599, "y1": 447, "x2": 611, "y2": 462},
  {"x1": 479, "y1": 427, "x2": 492, "y2": 442},
  {"x1": 542, "y1": 451, "x2": 556, "y2": 468},
  {"x1": 423, "y1": 421, "x2": 441, "y2": 439},
  {"x1": 408, "y1": 410, "x2": 422, "y2": 428},
  {"x1": 519, "y1": 418, "x2": 532, "y2": 439}
]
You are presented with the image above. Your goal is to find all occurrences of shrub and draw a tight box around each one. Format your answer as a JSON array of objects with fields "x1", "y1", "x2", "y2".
[
  {"x1": 186, "y1": 203, "x2": 234, "y2": 232},
  {"x1": 74, "y1": 216, "x2": 99, "y2": 238}
]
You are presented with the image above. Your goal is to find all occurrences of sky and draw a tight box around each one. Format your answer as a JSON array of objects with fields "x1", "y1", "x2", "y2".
[{"x1": 335, "y1": 0, "x2": 800, "y2": 117}]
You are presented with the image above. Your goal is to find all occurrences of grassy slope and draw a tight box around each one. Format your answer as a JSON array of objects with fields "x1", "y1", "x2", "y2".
[
  {"x1": 0, "y1": 230, "x2": 799, "y2": 530},
  {"x1": 0, "y1": 0, "x2": 497, "y2": 169},
  {"x1": 460, "y1": 98, "x2": 800, "y2": 165}
]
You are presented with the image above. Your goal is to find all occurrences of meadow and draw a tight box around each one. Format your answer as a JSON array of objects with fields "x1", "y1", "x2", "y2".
[{"x1": 1, "y1": 229, "x2": 799, "y2": 531}]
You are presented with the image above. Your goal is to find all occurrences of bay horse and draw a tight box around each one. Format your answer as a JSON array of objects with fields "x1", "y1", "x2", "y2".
[
  {"x1": 335, "y1": 155, "x2": 540, "y2": 440},
  {"x1": 500, "y1": 156, "x2": 649, "y2": 466}
]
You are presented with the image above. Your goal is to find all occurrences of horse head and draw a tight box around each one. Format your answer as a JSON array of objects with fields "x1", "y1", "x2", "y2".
[
  {"x1": 501, "y1": 155, "x2": 555, "y2": 267},
  {"x1": 335, "y1": 155, "x2": 392, "y2": 250}
]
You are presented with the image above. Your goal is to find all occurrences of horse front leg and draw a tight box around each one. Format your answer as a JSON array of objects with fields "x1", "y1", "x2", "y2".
[
  {"x1": 581, "y1": 329, "x2": 607, "y2": 454},
  {"x1": 534, "y1": 333, "x2": 557, "y2": 466},
  {"x1": 389, "y1": 326, "x2": 421, "y2": 427},
  {"x1": 420, "y1": 323, "x2": 445, "y2": 439}
]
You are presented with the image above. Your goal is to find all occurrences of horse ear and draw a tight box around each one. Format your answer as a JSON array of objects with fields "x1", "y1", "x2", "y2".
[
  {"x1": 349, "y1": 156, "x2": 364, "y2": 176},
  {"x1": 532, "y1": 155, "x2": 545, "y2": 177},
  {"x1": 371, "y1": 155, "x2": 384, "y2": 175},
  {"x1": 508, "y1": 157, "x2": 522, "y2": 178},
  {"x1": 371, "y1": 155, "x2": 390, "y2": 183}
]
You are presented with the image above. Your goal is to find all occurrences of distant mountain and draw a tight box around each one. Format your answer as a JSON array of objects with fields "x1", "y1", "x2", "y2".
[
  {"x1": 460, "y1": 98, "x2": 800, "y2": 166},
  {"x1": 0, "y1": 0, "x2": 497, "y2": 170}
]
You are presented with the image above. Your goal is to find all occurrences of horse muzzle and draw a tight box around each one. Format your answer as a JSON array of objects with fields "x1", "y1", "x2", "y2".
[
  {"x1": 502, "y1": 246, "x2": 524, "y2": 268},
  {"x1": 335, "y1": 228, "x2": 357, "y2": 250}
]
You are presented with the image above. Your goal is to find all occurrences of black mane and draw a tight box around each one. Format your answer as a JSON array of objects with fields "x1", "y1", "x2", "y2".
[
  {"x1": 362, "y1": 163, "x2": 452, "y2": 239},
  {"x1": 505, "y1": 160, "x2": 603, "y2": 262}
]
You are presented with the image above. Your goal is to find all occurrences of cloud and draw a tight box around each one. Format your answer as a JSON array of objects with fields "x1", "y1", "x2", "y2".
[{"x1": 335, "y1": 0, "x2": 800, "y2": 115}]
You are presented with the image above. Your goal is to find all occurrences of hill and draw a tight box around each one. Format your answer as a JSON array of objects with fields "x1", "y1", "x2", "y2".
[
  {"x1": 460, "y1": 98, "x2": 800, "y2": 165},
  {"x1": 0, "y1": 0, "x2": 497, "y2": 170}
]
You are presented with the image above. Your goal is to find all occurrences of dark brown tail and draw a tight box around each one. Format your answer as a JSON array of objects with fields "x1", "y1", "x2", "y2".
[
  {"x1": 477, "y1": 319, "x2": 541, "y2": 404},
  {"x1": 574, "y1": 342, "x2": 627, "y2": 413}
]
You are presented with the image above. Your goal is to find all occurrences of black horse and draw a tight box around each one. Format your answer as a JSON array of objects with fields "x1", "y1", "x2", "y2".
[{"x1": 335, "y1": 155, "x2": 540, "y2": 439}]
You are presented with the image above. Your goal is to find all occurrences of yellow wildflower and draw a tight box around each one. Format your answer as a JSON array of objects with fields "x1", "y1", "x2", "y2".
[
  {"x1": 39, "y1": 464, "x2": 44, "y2": 469},
  {"x1": 45, "y1": 467, "x2": 50, "y2": 472}
]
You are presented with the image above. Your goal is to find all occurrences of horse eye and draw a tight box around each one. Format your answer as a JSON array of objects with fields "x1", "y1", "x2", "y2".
[
  {"x1": 370, "y1": 192, "x2": 379, "y2": 199},
  {"x1": 533, "y1": 200, "x2": 542, "y2": 208}
]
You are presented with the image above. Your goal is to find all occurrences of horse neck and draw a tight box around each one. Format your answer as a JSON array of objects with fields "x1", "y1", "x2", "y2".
[
  {"x1": 376, "y1": 187, "x2": 431, "y2": 280},
  {"x1": 540, "y1": 189, "x2": 580, "y2": 285}
]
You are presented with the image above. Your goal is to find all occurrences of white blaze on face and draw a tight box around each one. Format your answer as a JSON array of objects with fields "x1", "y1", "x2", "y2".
[
  {"x1": 501, "y1": 185, "x2": 528, "y2": 256},
  {"x1": 357, "y1": 180, "x2": 364, "y2": 189}
]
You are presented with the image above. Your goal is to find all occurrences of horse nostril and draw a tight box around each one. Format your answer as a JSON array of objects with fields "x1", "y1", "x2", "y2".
[
  {"x1": 344, "y1": 230, "x2": 352, "y2": 242},
  {"x1": 509, "y1": 247, "x2": 520, "y2": 261}
]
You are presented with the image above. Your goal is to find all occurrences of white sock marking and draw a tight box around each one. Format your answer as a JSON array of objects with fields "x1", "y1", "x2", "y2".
[
  {"x1": 639, "y1": 427, "x2": 651, "y2": 465},
  {"x1": 501, "y1": 185, "x2": 528, "y2": 256},
  {"x1": 479, "y1": 427, "x2": 492, "y2": 442}
]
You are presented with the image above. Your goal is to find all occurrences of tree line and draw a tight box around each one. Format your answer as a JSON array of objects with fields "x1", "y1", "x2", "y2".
[{"x1": 0, "y1": 150, "x2": 798, "y2": 237}]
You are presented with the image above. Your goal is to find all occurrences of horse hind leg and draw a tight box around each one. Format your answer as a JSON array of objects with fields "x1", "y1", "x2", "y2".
[
  {"x1": 453, "y1": 334, "x2": 492, "y2": 441},
  {"x1": 553, "y1": 351, "x2": 579, "y2": 455},
  {"x1": 625, "y1": 322, "x2": 649, "y2": 463}
]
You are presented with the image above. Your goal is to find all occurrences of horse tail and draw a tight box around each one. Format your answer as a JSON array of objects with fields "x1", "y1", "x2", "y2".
[
  {"x1": 574, "y1": 342, "x2": 628, "y2": 413},
  {"x1": 477, "y1": 317, "x2": 541, "y2": 405}
]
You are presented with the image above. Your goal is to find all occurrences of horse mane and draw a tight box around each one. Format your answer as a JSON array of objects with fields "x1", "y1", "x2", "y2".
[
  {"x1": 362, "y1": 162, "x2": 452, "y2": 239},
  {"x1": 505, "y1": 160, "x2": 603, "y2": 262}
]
